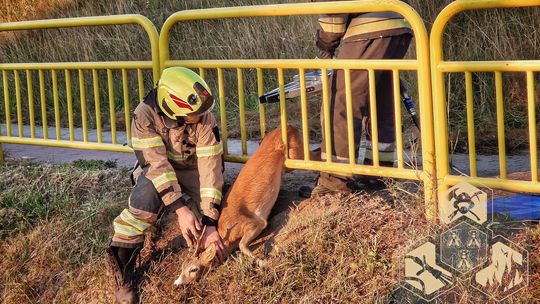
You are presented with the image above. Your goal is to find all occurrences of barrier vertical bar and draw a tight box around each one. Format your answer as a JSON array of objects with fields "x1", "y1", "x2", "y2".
[
  {"x1": 256, "y1": 68, "x2": 266, "y2": 137},
  {"x1": 237, "y1": 68, "x2": 247, "y2": 155},
  {"x1": 65, "y1": 70, "x2": 74, "y2": 141},
  {"x1": 107, "y1": 69, "x2": 117, "y2": 145},
  {"x1": 495, "y1": 71, "x2": 506, "y2": 179},
  {"x1": 93, "y1": 70, "x2": 103, "y2": 144},
  {"x1": 25, "y1": 70, "x2": 36, "y2": 139},
  {"x1": 321, "y1": 67, "x2": 331, "y2": 163},
  {"x1": 392, "y1": 69, "x2": 404, "y2": 169},
  {"x1": 52, "y1": 70, "x2": 61, "y2": 140},
  {"x1": 199, "y1": 68, "x2": 205, "y2": 80},
  {"x1": 122, "y1": 69, "x2": 131, "y2": 142},
  {"x1": 368, "y1": 69, "x2": 379, "y2": 166},
  {"x1": 465, "y1": 72, "x2": 477, "y2": 177},
  {"x1": 3, "y1": 70, "x2": 12, "y2": 137},
  {"x1": 277, "y1": 68, "x2": 288, "y2": 156},
  {"x1": 137, "y1": 69, "x2": 145, "y2": 102},
  {"x1": 527, "y1": 71, "x2": 538, "y2": 182},
  {"x1": 79, "y1": 70, "x2": 88, "y2": 142},
  {"x1": 344, "y1": 69, "x2": 355, "y2": 165},
  {"x1": 217, "y1": 68, "x2": 228, "y2": 155},
  {"x1": 299, "y1": 68, "x2": 310, "y2": 161},
  {"x1": 38, "y1": 70, "x2": 48, "y2": 140},
  {"x1": 14, "y1": 70, "x2": 23, "y2": 138}
]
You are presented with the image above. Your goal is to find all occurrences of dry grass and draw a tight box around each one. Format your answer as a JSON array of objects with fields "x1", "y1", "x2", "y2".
[{"x1": 1, "y1": 159, "x2": 538, "y2": 303}]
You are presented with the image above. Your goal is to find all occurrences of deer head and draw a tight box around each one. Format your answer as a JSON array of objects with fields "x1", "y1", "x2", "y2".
[{"x1": 174, "y1": 226, "x2": 218, "y2": 286}]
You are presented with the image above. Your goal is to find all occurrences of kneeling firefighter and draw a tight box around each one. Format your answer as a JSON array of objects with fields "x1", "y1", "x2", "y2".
[{"x1": 107, "y1": 67, "x2": 225, "y2": 303}]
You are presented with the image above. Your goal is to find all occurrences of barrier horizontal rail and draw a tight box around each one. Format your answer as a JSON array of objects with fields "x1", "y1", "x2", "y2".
[
  {"x1": 166, "y1": 59, "x2": 420, "y2": 70},
  {"x1": 0, "y1": 14, "x2": 160, "y2": 79},
  {"x1": 0, "y1": 62, "x2": 155, "y2": 70}
]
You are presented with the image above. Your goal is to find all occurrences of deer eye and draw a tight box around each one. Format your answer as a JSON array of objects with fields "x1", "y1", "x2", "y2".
[{"x1": 189, "y1": 267, "x2": 199, "y2": 273}]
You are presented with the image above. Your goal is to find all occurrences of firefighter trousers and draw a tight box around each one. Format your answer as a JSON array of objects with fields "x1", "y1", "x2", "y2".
[
  {"x1": 111, "y1": 168, "x2": 203, "y2": 249},
  {"x1": 320, "y1": 33, "x2": 412, "y2": 168}
]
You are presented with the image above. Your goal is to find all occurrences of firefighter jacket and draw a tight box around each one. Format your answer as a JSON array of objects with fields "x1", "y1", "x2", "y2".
[
  {"x1": 314, "y1": 0, "x2": 413, "y2": 59},
  {"x1": 130, "y1": 88, "x2": 224, "y2": 225}
]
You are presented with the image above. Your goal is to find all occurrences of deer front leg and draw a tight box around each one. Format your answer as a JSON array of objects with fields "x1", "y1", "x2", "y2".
[{"x1": 238, "y1": 217, "x2": 267, "y2": 267}]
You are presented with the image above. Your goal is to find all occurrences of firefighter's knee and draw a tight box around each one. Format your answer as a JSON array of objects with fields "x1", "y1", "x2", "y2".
[{"x1": 111, "y1": 175, "x2": 161, "y2": 248}]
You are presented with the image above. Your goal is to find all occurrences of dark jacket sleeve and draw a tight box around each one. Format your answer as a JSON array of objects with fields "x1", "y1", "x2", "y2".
[{"x1": 316, "y1": 13, "x2": 350, "y2": 59}]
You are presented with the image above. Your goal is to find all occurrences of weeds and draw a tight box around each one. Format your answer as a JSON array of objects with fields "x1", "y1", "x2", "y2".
[{"x1": 69, "y1": 159, "x2": 118, "y2": 170}]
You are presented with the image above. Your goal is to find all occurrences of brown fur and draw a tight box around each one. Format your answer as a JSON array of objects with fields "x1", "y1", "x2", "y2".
[{"x1": 175, "y1": 125, "x2": 304, "y2": 285}]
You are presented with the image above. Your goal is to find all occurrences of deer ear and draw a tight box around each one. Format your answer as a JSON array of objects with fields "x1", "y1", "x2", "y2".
[{"x1": 199, "y1": 243, "x2": 217, "y2": 265}]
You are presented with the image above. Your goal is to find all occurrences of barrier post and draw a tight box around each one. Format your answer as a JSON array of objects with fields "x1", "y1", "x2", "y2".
[{"x1": 430, "y1": 0, "x2": 540, "y2": 209}]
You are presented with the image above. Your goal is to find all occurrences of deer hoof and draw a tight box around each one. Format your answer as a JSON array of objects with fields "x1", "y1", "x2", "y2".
[{"x1": 256, "y1": 258, "x2": 268, "y2": 268}]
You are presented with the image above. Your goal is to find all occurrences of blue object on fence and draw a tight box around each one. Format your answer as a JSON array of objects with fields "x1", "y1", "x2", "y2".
[{"x1": 488, "y1": 195, "x2": 540, "y2": 220}]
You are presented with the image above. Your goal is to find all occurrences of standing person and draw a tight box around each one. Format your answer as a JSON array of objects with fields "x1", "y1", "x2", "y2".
[
  {"x1": 107, "y1": 67, "x2": 225, "y2": 303},
  {"x1": 301, "y1": 0, "x2": 414, "y2": 197}
]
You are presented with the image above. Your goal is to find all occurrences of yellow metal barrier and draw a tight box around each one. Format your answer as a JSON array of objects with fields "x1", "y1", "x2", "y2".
[
  {"x1": 0, "y1": 15, "x2": 160, "y2": 160},
  {"x1": 431, "y1": 0, "x2": 540, "y2": 206},
  {"x1": 160, "y1": 0, "x2": 437, "y2": 217}
]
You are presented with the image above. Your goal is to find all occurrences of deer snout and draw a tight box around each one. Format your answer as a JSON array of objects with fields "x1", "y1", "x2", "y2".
[{"x1": 174, "y1": 263, "x2": 202, "y2": 286}]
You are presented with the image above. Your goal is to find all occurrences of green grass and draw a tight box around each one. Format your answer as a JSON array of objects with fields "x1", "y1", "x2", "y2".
[{"x1": 0, "y1": 160, "x2": 130, "y2": 303}]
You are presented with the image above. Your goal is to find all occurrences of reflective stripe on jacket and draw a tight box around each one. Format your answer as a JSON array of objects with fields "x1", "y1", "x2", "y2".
[{"x1": 130, "y1": 89, "x2": 224, "y2": 222}]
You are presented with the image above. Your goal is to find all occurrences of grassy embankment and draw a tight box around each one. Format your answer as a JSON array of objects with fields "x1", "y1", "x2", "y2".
[
  {"x1": 0, "y1": 159, "x2": 539, "y2": 303},
  {"x1": 2, "y1": 0, "x2": 540, "y2": 151}
]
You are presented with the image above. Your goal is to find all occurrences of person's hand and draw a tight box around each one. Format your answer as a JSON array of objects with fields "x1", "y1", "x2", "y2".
[
  {"x1": 202, "y1": 226, "x2": 224, "y2": 263},
  {"x1": 175, "y1": 206, "x2": 201, "y2": 248}
]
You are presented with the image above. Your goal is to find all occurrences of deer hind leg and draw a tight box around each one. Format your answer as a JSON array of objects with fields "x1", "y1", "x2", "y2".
[{"x1": 239, "y1": 216, "x2": 267, "y2": 266}]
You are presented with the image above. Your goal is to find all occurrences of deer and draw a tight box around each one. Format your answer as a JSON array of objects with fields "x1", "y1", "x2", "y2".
[{"x1": 174, "y1": 125, "x2": 305, "y2": 286}]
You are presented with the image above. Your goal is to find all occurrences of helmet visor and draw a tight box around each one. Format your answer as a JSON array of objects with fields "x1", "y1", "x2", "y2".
[{"x1": 185, "y1": 82, "x2": 214, "y2": 117}]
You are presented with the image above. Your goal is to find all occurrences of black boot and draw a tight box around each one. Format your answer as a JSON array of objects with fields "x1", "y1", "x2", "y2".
[
  {"x1": 298, "y1": 175, "x2": 319, "y2": 198},
  {"x1": 107, "y1": 246, "x2": 141, "y2": 304},
  {"x1": 299, "y1": 172, "x2": 360, "y2": 198},
  {"x1": 355, "y1": 159, "x2": 395, "y2": 190}
]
